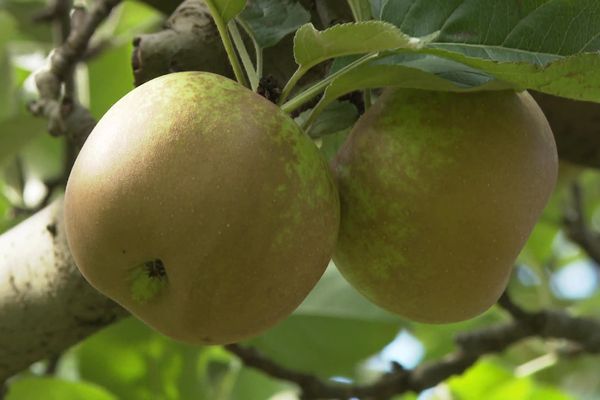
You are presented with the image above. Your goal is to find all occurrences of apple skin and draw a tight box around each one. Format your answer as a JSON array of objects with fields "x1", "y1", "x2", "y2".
[
  {"x1": 331, "y1": 89, "x2": 557, "y2": 323},
  {"x1": 64, "y1": 72, "x2": 340, "y2": 345}
]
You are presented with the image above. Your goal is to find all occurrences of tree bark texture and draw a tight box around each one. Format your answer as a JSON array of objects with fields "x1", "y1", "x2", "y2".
[{"x1": 0, "y1": 199, "x2": 126, "y2": 383}]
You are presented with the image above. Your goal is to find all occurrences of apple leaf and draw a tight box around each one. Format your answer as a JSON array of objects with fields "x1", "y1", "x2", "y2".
[
  {"x1": 418, "y1": 48, "x2": 600, "y2": 102},
  {"x1": 246, "y1": 264, "x2": 405, "y2": 377},
  {"x1": 5, "y1": 378, "x2": 117, "y2": 400},
  {"x1": 447, "y1": 360, "x2": 574, "y2": 400},
  {"x1": 381, "y1": 0, "x2": 600, "y2": 56},
  {"x1": 292, "y1": 21, "x2": 423, "y2": 73},
  {"x1": 70, "y1": 318, "x2": 211, "y2": 400},
  {"x1": 299, "y1": 0, "x2": 600, "y2": 123},
  {"x1": 303, "y1": 53, "x2": 512, "y2": 130},
  {"x1": 0, "y1": 115, "x2": 46, "y2": 165},
  {"x1": 378, "y1": 0, "x2": 600, "y2": 101},
  {"x1": 295, "y1": 99, "x2": 358, "y2": 139},
  {"x1": 239, "y1": 0, "x2": 310, "y2": 49},
  {"x1": 204, "y1": 0, "x2": 246, "y2": 23}
]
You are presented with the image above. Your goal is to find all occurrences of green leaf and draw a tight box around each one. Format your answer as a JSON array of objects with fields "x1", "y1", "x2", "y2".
[
  {"x1": 205, "y1": 0, "x2": 247, "y2": 23},
  {"x1": 372, "y1": 0, "x2": 600, "y2": 101},
  {"x1": 319, "y1": 127, "x2": 350, "y2": 162},
  {"x1": 488, "y1": 379, "x2": 573, "y2": 400},
  {"x1": 519, "y1": 221, "x2": 560, "y2": 267},
  {"x1": 239, "y1": 0, "x2": 310, "y2": 49},
  {"x1": 246, "y1": 264, "x2": 404, "y2": 377},
  {"x1": 0, "y1": 115, "x2": 46, "y2": 165},
  {"x1": 5, "y1": 378, "x2": 117, "y2": 400},
  {"x1": 304, "y1": 53, "x2": 511, "y2": 129},
  {"x1": 383, "y1": 0, "x2": 600, "y2": 55},
  {"x1": 0, "y1": 180, "x2": 14, "y2": 234},
  {"x1": 72, "y1": 318, "x2": 207, "y2": 400},
  {"x1": 413, "y1": 310, "x2": 505, "y2": 361},
  {"x1": 0, "y1": 12, "x2": 18, "y2": 120},
  {"x1": 229, "y1": 368, "x2": 293, "y2": 400},
  {"x1": 113, "y1": 0, "x2": 162, "y2": 36},
  {"x1": 293, "y1": 21, "x2": 420, "y2": 72},
  {"x1": 19, "y1": 130, "x2": 64, "y2": 181},
  {"x1": 88, "y1": 42, "x2": 135, "y2": 118},
  {"x1": 298, "y1": 99, "x2": 358, "y2": 139},
  {"x1": 447, "y1": 359, "x2": 574, "y2": 400},
  {"x1": 419, "y1": 48, "x2": 600, "y2": 102},
  {"x1": 1, "y1": 2, "x2": 52, "y2": 43},
  {"x1": 448, "y1": 360, "x2": 513, "y2": 399}
]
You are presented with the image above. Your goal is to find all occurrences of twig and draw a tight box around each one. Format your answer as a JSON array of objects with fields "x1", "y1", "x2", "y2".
[
  {"x1": 29, "y1": 0, "x2": 122, "y2": 146},
  {"x1": 564, "y1": 183, "x2": 600, "y2": 267},
  {"x1": 226, "y1": 294, "x2": 600, "y2": 399}
]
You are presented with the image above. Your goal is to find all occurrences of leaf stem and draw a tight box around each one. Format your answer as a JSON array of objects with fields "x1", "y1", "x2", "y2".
[
  {"x1": 278, "y1": 67, "x2": 306, "y2": 106},
  {"x1": 281, "y1": 52, "x2": 378, "y2": 115},
  {"x1": 237, "y1": 18, "x2": 263, "y2": 81},
  {"x1": 228, "y1": 20, "x2": 259, "y2": 91},
  {"x1": 203, "y1": 1, "x2": 248, "y2": 87}
]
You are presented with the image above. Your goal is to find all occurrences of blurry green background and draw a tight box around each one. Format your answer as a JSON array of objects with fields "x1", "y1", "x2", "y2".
[{"x1": 2, "y1": 1, "x2": 600, "y2": 399}]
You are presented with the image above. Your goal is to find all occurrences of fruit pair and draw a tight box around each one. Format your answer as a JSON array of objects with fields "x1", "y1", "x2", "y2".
[{"x1": 64, "y1": 72, "x2": 557, "y2": 345}]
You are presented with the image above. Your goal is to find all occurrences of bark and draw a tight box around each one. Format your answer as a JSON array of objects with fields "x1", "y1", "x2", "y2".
[{"x1": 0, "y1": 199, "x2": 126, "y2": 383}]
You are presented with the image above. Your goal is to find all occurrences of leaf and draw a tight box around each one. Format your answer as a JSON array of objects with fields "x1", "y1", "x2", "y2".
[
  {"x1": 19, "y1": 130, "x2": 64, "y2": 181},
  {"x1": 383, "y1": 0, "x2": 600, "y2": 55},
  {"x1": 72, "y1": 318, "x2": 208, "y2": 400},
  {"x1": 5, "y1": 378, "x2": 117, "y2": 400},
  {"x1": 87, "y1": 42, "x2": 135, "y2": 118},
  {"x1": 239, "y1": 0, "x2": 310, "y2": 49},
  {"x1": 246, "y1": 264, "x2": 404, "y2": 377},
  {"x1": 205, "y1": 0, "x2": 247, "y2": 23},
  {"x1": 305, "y1": 53, "x2": 511, "y2": 129},
  {"x1": 319, "y1": 128, "x2": 350, "y2": 162},
  {"x1": 0, "y1": 12, "x2": 18, "y2": 120},
  {"x1": 0, "y1": 115, "x2": 46, "y2": 165},
  {"x1": 298, "y1": 99, "x2": 358, "y2": 139},
  {"x1": 229, "y1": 368, "x2": 293, "y2": 400},
  {"x1": 293, "y1": 21, "x2": 420, "y2": 72},
  {"x1": 419, "y1": 48, "x2": 600, "y2": 102},
  {"x1": 413, "y1": 310, "x2": 505, "y2": 361},
  {"x1": 447, "y1": 360, "x2": 513, "y2": 399},
  {"x1": 375, "y1": 0, "x2": 600, "y2": 101},
  {"x1": 447, "y1": 359, "x2": 574, "y2": 400}
]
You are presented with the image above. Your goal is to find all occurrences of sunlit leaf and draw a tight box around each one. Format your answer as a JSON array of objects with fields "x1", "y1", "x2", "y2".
[
  {"x1": 293, "y1": 21, "x2": 420, "y2": 72},
  {"x1": 6, "y1": 378, "x2": 117, "y2": 400}
]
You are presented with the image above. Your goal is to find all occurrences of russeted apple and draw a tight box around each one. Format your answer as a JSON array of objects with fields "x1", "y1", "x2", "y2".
[
  {"x1": 64, "y1": 72, "x2": 340, "y2": 344},
  {"x1": 331, "y1": 89, "x2": 558, "y2": 323}
]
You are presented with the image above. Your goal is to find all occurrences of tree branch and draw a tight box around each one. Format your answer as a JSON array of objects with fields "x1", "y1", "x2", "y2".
[
  {"x1": 0, "y1": 199, "x2": 127, "y2": 384},
  {"x1": 564, "y1": 183, "x2": 600, "y2": 269},
  {"x1": 226, "y1": 294, "x2": 600, "y2": 399},
  {"x1": 29, "y1": 0, "x2": 122, "y2": 147}
]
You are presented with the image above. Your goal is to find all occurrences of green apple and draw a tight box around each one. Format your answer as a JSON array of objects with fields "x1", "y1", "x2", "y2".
[
  {"x1": 331, "y1": 89, "x2": 557, "y2": 323},
  {"x1": 64, "y1": 72, "x2": 340, "y2": 344}
]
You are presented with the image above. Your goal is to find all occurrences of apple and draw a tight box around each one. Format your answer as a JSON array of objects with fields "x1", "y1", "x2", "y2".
[
  {"x1": 331, "y1": 89, "x2": 558, "y2": 323},
  {"x1": 64, "y1": 72, "x2": 340, "y2": 344}
]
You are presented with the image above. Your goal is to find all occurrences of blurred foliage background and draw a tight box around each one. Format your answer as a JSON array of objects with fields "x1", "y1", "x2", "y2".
[{"x1": 2, "y1": 0, "x2": 600, "y2": 399}]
